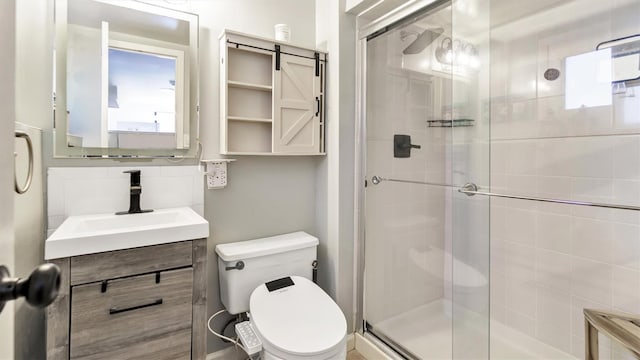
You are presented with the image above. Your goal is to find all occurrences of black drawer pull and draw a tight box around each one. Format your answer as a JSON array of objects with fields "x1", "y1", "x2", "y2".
[
  {"x1": 109, "y1": 298, "x2": 163, "y2": 315},
  {"x1": 315, "y1": 97, "x2": 320, "y2": 117}
]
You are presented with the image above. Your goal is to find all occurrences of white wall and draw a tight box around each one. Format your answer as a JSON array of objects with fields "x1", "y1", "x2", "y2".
[
  {"x1": 490, "y1": 1, "x2": 640, "y2": 358},
  {"x1": 315, "y1": 0, "x2": 357, "y2": 331},
  {"x1": 13, "y1": 1, "x2": 54, "y2": 358},
  {"x1": 0, "y1": 1, "x2": 17, "y2": 358}
]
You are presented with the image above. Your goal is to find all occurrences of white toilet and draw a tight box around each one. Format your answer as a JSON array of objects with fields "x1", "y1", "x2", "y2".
[{"x1": 216, "y1": 232, "x2": 347, "y2": 360}]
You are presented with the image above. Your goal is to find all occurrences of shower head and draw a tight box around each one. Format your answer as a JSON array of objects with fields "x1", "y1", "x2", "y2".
[{"x1": 402, "y1": 27, "x2": 444, "y2": 55}]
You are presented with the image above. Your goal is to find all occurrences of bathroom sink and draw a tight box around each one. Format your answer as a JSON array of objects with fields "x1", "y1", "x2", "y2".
[{"x1": 45, "y1": 207, "x2": 209, "y2": 259}]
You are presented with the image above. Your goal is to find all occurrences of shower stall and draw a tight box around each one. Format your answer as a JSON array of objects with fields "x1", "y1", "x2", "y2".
[{"x1": 356, "y1": 0, "x2": 640, "y2": 359}]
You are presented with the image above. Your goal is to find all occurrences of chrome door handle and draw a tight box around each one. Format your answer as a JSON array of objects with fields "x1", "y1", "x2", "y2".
[{"x1": 14, "y1": 130, "x2": 33, "y2": 194}]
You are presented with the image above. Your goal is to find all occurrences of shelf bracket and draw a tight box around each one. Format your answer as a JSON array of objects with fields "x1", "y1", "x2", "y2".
[
  {"x1": 275, "y1": 45, "x2": 281, "y2": 71},
  {"x1": 314, "y1": 52, "x2": 320, "y2": 77}
]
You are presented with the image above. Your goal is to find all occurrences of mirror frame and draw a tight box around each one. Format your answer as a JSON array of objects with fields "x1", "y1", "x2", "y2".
[
  {"x1": 54, "y1": 0, "x2": 199, "y2": 158},
  {"x1": 596, "y1": 34, "x2": 640, "y2": 84}
]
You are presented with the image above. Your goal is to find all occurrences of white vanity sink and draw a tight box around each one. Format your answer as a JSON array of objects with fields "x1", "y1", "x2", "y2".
[{"x1": 45, "y1": 207, "x2": 209, "y2": 259}]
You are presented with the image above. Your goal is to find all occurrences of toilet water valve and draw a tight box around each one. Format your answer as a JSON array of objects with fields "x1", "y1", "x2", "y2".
[{"x1": 225, "y1": 261, "x2": 244, "y2": 271}]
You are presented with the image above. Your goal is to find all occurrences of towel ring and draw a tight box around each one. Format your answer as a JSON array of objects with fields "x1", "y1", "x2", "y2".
[{"x1": 14, "y1": 130, "x2": 33, "y2": 194}]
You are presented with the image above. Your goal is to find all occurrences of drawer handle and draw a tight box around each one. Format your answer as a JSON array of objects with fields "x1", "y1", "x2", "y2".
[{"x1": 109, "y1": 298, "x2": 163, "y2": 315}]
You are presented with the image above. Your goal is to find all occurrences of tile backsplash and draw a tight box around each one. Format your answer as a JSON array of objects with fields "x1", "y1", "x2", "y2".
[{"x1": 47, "y1": 166, "x2": 204, "y2": 236}]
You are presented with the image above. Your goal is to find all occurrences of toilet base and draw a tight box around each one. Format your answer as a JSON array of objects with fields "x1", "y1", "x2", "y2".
[{"x1": 262, "y1": 346, "x2": 346, "y2": 360}]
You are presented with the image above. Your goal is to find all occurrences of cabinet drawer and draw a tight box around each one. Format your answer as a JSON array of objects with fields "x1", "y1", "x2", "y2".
[
  {"x1": 70, "y1": 268, "x2": 193, "y2": 360},
  {"x1": 70, "y1": 241, "x2": 193, "y2": 285}
]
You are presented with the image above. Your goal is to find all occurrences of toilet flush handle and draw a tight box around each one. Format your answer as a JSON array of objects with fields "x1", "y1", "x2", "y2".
[{"x1": 225, "y1": 261, "x2": 245, "y2": 271}]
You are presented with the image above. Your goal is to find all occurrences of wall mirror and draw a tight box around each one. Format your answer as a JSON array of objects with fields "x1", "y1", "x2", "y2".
[
  {"x1": 597, "y1": 34, "x2": 640, "y2": 84},
  {"x1": 54, "y1": 0, "x2": 199, "y2": 158}
]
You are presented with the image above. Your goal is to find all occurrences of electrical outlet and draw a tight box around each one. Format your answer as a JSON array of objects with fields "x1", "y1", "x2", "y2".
[{"x1": 206, "y1": 162, "x2": 227, "y2": 189}]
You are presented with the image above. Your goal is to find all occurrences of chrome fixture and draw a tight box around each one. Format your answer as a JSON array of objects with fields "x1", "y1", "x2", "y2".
[
  {"x1": 14, "y1": 130, "x2": 33, "y2": 194},
  {"x1": 459, "y1": 182, "x2": 640, "y2": 211},
  {"x1": 370, "y1": 175, "x2": 452, "y2": 188},
  {"x1": 434, "y1": 37, "x2": 479, "y2": 69},
  {"x1": 370, "y1": 176, "x2": 640, "y2": 211},
  {"x1": 401, "y1": 27, "x2": 444, "y2": 55},
  {"x1": 435, "y1": 37, "x2": 453, "y2": 64}
]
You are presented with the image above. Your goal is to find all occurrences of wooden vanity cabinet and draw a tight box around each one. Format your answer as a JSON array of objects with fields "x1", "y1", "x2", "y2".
[{"x1": 46, "y1": 239, "x2": 207, "y2": 360}]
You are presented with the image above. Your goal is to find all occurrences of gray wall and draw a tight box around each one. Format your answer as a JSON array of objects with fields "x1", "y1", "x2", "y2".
[{"x1": 185, "y1": 0, "x2": 319, "y2": 353}]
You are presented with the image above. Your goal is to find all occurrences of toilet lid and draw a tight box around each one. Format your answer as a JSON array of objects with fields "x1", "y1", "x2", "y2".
[{"x1": 250, "y1": 276, "x2": 347, "y2": 356}]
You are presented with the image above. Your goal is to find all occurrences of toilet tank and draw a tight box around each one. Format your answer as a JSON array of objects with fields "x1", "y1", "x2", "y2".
[{"x1": 215, "y1": 231, "x2": 318, "y2": 314}]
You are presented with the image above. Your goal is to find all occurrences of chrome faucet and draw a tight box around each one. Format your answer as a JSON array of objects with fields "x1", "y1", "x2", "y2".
[{"x1": 116, "y1": 170, "x2": 153, "y2": 215}]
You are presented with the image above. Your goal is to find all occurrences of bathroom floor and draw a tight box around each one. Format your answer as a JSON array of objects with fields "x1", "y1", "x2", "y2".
[{"x1": 347, "y1": 350, "x2": 367, "y2": 360}]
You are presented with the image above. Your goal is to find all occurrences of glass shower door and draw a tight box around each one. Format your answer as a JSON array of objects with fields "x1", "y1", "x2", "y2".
[{"x1": 363, "y1": 1, "x2": 490, "y2": 359}]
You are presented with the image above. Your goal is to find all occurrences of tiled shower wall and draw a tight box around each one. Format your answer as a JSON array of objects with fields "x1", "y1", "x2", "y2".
[
  {"x1": 365, "y1": 31, "x2": 448, "y2": 324},
  {"x1": 490, "y1": 1, "x2": 640, "y2": 358}
]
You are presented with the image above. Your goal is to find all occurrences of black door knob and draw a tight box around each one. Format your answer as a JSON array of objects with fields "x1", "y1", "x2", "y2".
[{"x1": 0, "y1": 263, "x2": 61, "y2": 313}]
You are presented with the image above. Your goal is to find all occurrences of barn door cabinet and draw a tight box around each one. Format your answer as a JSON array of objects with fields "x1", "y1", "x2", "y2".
[{"x1": 219, "y1": 30, "x2": 327, "y2": 155}]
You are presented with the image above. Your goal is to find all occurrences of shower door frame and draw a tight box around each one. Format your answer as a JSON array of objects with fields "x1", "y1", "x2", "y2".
[{"x1": 353, "y1": 0, "x2": 454, "y2": 358}]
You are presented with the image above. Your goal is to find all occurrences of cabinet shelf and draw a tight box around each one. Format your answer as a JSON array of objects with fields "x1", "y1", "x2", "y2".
[
  {"x1": 228, "y1": 116, "x2": 273, "y2": 123},
  {"x1": 220, "y1": 30, "x2": 327, "y2": 155},
  {"x1": 228, "y1": 80, "x2": 272, "y2": 92}
]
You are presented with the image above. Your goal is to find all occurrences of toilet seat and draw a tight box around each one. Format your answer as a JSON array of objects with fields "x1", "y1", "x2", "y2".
[{"x1": 249, "y1": 276, "x2": 347, "y2": 359}]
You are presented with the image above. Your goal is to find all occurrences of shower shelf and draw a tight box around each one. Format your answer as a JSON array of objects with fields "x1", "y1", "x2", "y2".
[{"x1": 427, "y1": 119, "x2": 475, "y2": 128}]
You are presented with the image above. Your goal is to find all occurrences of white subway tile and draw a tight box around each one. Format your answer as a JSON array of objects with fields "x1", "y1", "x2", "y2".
[
  {"x1": 613, "y1": 136, "x2": 640, "y2": 180},
  {"x1": 571, "y1": 217, "x2": 613, "y2": 263},
  {"x1": 107, "y1": 166, "x2": 161, "y2": 178},
  {"x1": 506, "y1": 242, "x2": 536, "y2": 282},
  {"x1": 612, "y1": 179, "x2": 640, "y2": 207},
  {"x1": 536, "y1": 139, "x2": 573, "y2": 177},
  {"x1": 612, "y1": 266, "x2": 640, "y2": 314},
  {"x1": 612, "y1": 222, "x2": 640, "y2": 270},
  {"x1": 47, "y1": 215, "x2": 64, "y2": 231},
  {"x1": 506, "y1": 277, "x2": 537, "y2": 316},
  {"x1": 506, "y1": 208, "x2": 537, "y2": 246},
  {"x1": 536, "y1": 249, "x2": 572, "y2": 291},
  {"x1": 48, "y1": 166, "x2": 202, "y2": 220},
  {"x1": 536, "y1": 212, "x2": 571, "y2": 253},
  {"x1": 506, "y1": 140, "x2": 537, "y2": 175},
  {"x1": 570, "y1": 177, "x2": 613, "y2": 203},
  {"x1": 506, "y1": 309, "x2": 536, "y2": 338},
  {"x1": 569, "y1": 137, "x2": 614, "y2": 179},
  {"x1": 47, "y1": 174, "x2": 65, "y2": 217},
  {"x1": 571, "y1": 257, "x2": 612, "y2": 306}
]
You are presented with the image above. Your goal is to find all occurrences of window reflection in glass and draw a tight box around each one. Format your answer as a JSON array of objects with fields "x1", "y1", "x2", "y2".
[{"x1": 107, "y1": 48, "x2": 177, "y2": 133}]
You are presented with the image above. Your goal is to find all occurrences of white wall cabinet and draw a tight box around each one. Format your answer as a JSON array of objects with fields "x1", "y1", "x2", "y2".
[{"x1": 220, "y1": 30, "x2": 326, "y2": 155}]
